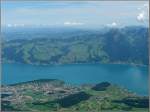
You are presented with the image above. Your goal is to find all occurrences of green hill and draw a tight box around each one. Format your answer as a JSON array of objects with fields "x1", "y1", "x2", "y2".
[
  {"x1": 2, "y1": 79, "x2": 149, "y2": 112},
  {"x1": 2, "y1": 26, "x2": 148, "y2": 65}
]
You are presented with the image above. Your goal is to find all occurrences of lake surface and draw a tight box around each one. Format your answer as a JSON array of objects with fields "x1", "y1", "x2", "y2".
[{"x1": 2, "y1": 63, "x2": 148, "y2": 96}]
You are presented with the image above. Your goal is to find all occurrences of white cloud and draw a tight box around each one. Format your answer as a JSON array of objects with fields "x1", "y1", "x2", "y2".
[
  {"x1": 64, "y1": 21, "x2": 84, "y2": 26},
  {"x1": 137, "y1": 11, "x2": 145, "y2": 21},
  {"x1": 20, "y1": 24, "x2": 25, "y2": 27},
  {"x1": 137, "y1": 7, "x2": 142, "y2": 10},
  {"x1": 106, "y1": 22, "x2": 118, "y2": 27},
  {"x1": 137, "y1": 3, "x2": 149, "y2": 22},
  {"x1": 14, "y1": 24, "x2": 18, "y2": 27},
  {"x1": 143, "y1": 3, "x2": 148, "y2": 8},
  {"x1": 7, "y1": 24, "x2": 12, "y2": 27},
  {"x1": 6, "y1": 24, "x2": 25, "y2": 27}
]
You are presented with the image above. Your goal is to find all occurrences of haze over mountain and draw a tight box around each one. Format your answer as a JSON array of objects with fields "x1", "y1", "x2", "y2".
[{"x1": 2, "y1": 26, "x2": 149, "y2": 65}]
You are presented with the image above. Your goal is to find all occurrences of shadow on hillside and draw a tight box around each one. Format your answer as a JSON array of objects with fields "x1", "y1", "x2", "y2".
[
  {"x1": 32, "y1": 92, "x2": 91, "y2": 108},
  {"x1": 55, "y1": 92, "x2": 91, "y2": 108},
  {"x1": 113, "y1": 97, "x2": 149, "y2": 108},
  {"x1": 92, "y1": 82, "x2": 111, "y2": 91}
]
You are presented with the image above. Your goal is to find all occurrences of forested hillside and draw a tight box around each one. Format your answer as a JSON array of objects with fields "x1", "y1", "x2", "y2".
[{"x1": 2, "y1": 26, "x2": 149, "y2": 65}]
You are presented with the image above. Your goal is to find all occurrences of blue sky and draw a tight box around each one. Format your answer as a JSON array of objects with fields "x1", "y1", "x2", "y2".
[{"x1": 1, "y1": 1, "x2": 149, "y2": 27}]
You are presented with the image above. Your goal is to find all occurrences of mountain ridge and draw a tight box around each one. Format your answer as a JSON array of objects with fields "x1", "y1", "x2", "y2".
[{"x1": 2, "y1": 26, "x2": 149, "y2": 65}]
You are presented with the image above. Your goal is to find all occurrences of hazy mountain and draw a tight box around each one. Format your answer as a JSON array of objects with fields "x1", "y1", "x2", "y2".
[{"x1": 2, "y1": 26, "x2": 149, "y2": 65}]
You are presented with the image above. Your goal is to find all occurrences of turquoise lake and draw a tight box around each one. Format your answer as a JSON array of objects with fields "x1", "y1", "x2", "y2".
[{"x1": 2, "y1": 63, "x2": 148, "y2": 96}]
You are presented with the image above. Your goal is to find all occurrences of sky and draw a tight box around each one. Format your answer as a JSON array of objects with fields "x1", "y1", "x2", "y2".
[{"x1": 1, "y1": 1, "x2": 149, "y2": 28}]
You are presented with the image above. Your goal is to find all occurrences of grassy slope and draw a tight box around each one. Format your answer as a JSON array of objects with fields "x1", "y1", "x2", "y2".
[{"x1": 2, "y1": 79, "x2": 149, "y2": 112}]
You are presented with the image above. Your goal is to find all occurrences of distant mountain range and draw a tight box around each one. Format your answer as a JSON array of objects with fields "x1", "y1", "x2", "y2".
[{"x1": 2, "y1": 26, "x2": 149, "y2": 65}]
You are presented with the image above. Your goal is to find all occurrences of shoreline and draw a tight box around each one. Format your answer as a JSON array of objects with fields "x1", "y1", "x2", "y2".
[
  {"x1": 2, "y1": 61, "x2": 148, "y2": 68},
  {"x1": 2, "y1": 78, "x2": 149, "y2": 97}
]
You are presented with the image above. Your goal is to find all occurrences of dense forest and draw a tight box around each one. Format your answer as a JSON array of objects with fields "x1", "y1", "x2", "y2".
[{"x1": 2, "y1": 26, "x2": 149, "y2": 65}]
